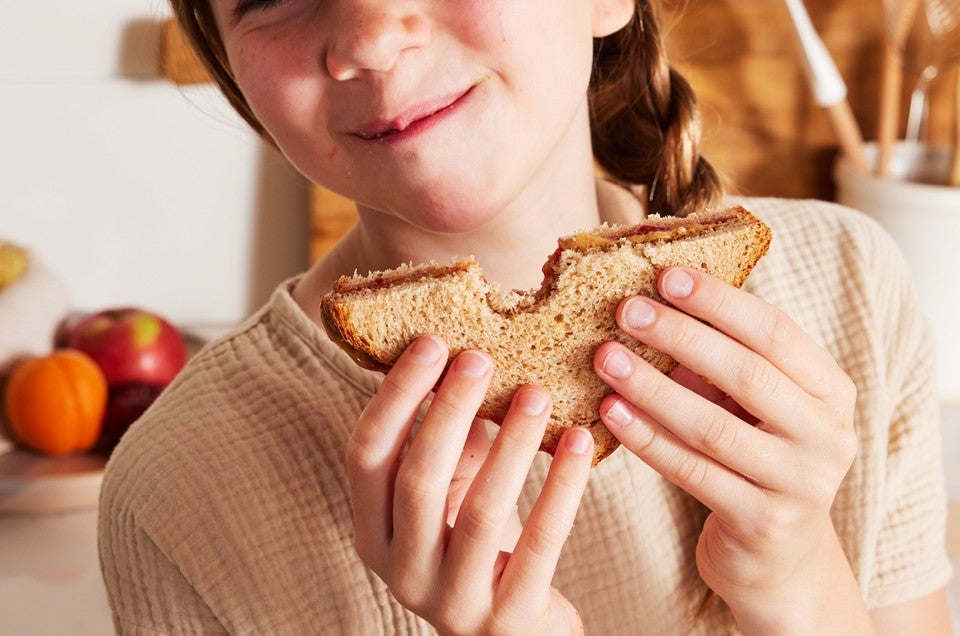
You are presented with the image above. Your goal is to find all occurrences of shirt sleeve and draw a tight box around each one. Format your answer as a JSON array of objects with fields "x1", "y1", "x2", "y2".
[
  {"x1": 99, "y1": 489, "x2": 226, "y2": 634},
  {"x1": 862, "y1": 225, "x2": 953, "y2": 608}
]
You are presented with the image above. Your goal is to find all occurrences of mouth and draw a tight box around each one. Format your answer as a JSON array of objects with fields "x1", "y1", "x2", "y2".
[{"x1": 353, "y1": 81, "x2": 483, "y2": 142}]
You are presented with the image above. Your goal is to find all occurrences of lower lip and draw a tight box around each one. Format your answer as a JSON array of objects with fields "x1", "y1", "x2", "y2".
[{"x1": 361, "y1": 86, "x2": 476, "y2": 145}]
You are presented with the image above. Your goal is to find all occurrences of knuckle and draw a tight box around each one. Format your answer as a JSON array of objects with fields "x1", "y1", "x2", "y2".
[
  {"x1": 497, "y1": 420, "x2": 541, "y2": 450},
  {"x1": 809, "y1": 360, "x2": 856, "y2": 405},
  {"x1": 700, "y1": 280, "x2": 730, "y2": 317},
  {"x1": 523, "y1": 516, "x2": 563, "y2": 559},
  {"x1": 344, "y1": 431, "x2": 382, "y2": 477},
  {"x1": 622, "y1": 415, "x2": 658, "y2": 455},
  {"x1": 456, "y1": 502, "x2": 503, "y2": 544},
  {"x1": 487, "y1": 603, "x2": 539, "y2": 636},
  {"x1": 804, "y1": 477, "x2": 839, "y2": 509},
  {"x1": 389, "y1": 579, "x2": 427, "y2": 614},
  {"x1": 377, "y1": 372, "x2": 417, "y2": 404},
  {"x1": 698, "y1": 415, "x2": 739, "y2": 458},
  {"x1": 830, "y1": 424, "x2": 859, "y2": 470},
  {"x1": 749, "y1": 502, "x2": 800, "y2": 544},
  {"x1": 670, "y1": 452, "x2": 708, "y2": 491},
  {"x1": 485, "y1": 611, "x2": 514, "y2": 636},
  {"x1": 837, "y1": 372, "x2": 858, "y2": 406},
  {"x1": 427, "y1": 390, "x2": 476, "y2": 424},
  {"x1": 666, "y1": 315, "x2": 700, "y2": 352},
  {"x1": 734, "y1": 354, "x2": 778, "y2": 397},
  {"x1": 807, "y1": 364, "x2": 842, "y2": 401},
  {"x1": 839, "y1": 428, "x2": 859, "y2": 464},
  {"x1": 756, "y1": 307, "x2": 794, "y2": 350},
  {"x1": 631, "y1": 374, "x2": 672, "y2": 414},
  {"x1": 433, "y1": 604, "x2": 471, "y2": 636},
  {"x1": 395, "y1": 457, "x2": 444, "y2": 509}
]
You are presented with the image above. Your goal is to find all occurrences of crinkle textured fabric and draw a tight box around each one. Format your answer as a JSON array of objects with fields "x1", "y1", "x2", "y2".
[{"x1": 98, "y1": 192, "x2": 951, "y2": 635}]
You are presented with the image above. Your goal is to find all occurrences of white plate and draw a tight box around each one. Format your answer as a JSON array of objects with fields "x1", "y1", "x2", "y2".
[{"x1": 0, "y1": 449, "x2": 106, "y2": 513}]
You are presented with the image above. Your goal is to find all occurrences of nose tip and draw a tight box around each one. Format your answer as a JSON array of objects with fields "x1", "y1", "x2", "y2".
[{"x1": 326, "y1": 12, "x2": 430, "y2": 80}]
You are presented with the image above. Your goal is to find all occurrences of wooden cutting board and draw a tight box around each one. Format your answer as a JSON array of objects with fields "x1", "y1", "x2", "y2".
[{"x1": 0, "y1": 449, "x2": 106, "y2": 513}]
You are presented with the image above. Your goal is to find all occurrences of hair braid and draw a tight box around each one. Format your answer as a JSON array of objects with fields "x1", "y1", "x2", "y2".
[{"x1": 590, "y1": 2, "x2": 723, "y2": 217}]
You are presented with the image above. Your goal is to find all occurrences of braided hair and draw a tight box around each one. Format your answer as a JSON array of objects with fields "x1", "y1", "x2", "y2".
[{"x1": 590, "y1": 2, "x2": 723, "y2": 216}]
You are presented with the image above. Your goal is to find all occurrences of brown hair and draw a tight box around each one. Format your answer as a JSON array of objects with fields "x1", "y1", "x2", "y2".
[
  {"x1": 168, "y1": 0, "x2": 266, "y2": 138},
  {"x1": 169, "y1": 0, "x2": 722, "y2": 217},
  {"x1": 590, "y1": 3, "x2": 723, "y2": 216}
]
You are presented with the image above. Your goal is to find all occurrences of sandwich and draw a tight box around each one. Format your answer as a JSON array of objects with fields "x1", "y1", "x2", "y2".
[{"x1": 321, "y1": 206, "x2": 772, "y2": 465}]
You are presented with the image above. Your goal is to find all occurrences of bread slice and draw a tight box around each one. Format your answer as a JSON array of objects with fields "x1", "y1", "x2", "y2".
[{"x1": 321, "y1": 206, "x2": 772, "y2": 465}]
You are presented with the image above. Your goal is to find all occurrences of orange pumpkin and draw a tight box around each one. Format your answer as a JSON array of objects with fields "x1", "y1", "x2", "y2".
[{"x1": 4, "y1": 349, "x2": 108, "y2": 455}]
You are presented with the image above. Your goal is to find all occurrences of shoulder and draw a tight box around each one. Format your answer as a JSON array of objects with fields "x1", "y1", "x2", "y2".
[
  {"x1": 98, "y1": 279, "x2": 376, "y2": 536},
  {"x1": 727, "y1": 197, "x2": 930, "y2": 411},
  {"x1": 732, "y1": 196, "x2": 899, "y2": 262},
  {"x1": 729, "y1": 197, "x2": 912, "y2": 310},
  {"x1": 96, "y1": 281, "x2": 429, "y2": 630}
]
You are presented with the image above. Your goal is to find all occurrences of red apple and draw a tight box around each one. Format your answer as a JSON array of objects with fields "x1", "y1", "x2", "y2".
[
  {"x1": 66, "y1": 307, "x2": 186, "y2": 387},
  {"x1": 96, "y1": 383, "x2": 164, "y2": 455}
]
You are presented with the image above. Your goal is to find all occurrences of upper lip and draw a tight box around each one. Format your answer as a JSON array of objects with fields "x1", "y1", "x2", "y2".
[{"x1": 353, "y1": 87, "x2": 471, "y2": 140}]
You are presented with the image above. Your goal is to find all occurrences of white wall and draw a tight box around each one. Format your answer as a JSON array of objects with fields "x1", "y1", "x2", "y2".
[{"x1": 1, "y1": 0, "x2": 309, "y2": 329}]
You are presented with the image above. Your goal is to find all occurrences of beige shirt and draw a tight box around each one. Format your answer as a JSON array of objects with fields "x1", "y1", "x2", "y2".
[{"x1": 98, "y1": 195, "x2": 952, "y2": 635}]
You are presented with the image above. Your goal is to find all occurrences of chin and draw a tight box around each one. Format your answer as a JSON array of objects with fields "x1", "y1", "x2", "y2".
[
  {"x1": 391, "y1": 180, "x2": 512, "y2": 235},
  {"x1": 412, "y1": 204, "x2": 501, "y2": 235}
]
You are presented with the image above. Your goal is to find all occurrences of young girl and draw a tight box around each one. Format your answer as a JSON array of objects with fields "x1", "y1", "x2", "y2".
[{"x1": 98, "y1": 0, "x2": 953, "y2": 633}]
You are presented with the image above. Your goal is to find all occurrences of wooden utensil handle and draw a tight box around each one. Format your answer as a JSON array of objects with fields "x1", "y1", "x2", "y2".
[
  {"x1": 827, "y1": 100, "x2": 870, "y2": 172},
  {"x1": 876, "y1": 45, "x2": 903, "y2": 177}
]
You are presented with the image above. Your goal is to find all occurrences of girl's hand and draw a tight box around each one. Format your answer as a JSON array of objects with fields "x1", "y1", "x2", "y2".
[
  {"x1": 594, "y1": 267, "x2": 869, "y2": 633},
  {"x1": 346, "y1": 336, "x2": 593, "y2": 635}
]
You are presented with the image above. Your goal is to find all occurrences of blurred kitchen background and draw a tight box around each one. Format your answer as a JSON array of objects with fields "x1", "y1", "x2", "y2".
[
  {"x1": 2, "y1": 1, "x2": 311, "y2": 333},
  {"x1": 1, "y1": 0, "x2": 959, "y2": 633}
]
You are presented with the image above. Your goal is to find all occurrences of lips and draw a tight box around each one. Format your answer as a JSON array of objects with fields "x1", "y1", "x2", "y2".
[{"x1": 353, "y1": 86, "x2": 473, "y2": 141}]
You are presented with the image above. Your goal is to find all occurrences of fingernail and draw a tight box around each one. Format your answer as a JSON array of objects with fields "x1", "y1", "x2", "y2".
[
  {"x1": 565, "y1": 428, "x2": 593, "y2": 455},
  {"x1": 601, "y1": 349, "x2": 632, "y2": 379},
  {"x1": 410, "y1": 336, "x2": 443, "y2": 364},
  {"x1": 623, "y1": 297, "x2": 655, "y2": 329},
  {"x1": 516, "y1": 388, "x2": 549, "y2": 415},
  {"x1": 663, "y1": 269, "x2": 694, "y2": 299},
  {"x1": 604, "y1": 399, "x2": 635, "y2": 427},
  {"x1": 454, "y1": 351, "x2": 490, "y2": 377}
]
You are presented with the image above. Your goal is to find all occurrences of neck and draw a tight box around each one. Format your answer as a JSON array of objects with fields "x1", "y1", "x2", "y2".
[
  {"x1": 293, "y1": 107, "x2": 638, "y2": 319},
  {"x1": 294, "y1": 174, "x2": 618, "y2": 324},
  {"x1": 353, "y1": 186, "x2": 601, "y2": 293}
]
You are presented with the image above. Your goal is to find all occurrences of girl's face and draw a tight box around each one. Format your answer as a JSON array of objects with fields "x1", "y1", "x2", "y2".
[{"x1": 209, "y1": 0, "x2": 633, "y2": 233}]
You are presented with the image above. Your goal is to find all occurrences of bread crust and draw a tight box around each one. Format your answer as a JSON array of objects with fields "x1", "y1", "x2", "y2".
[{"x1": 321, "y1": 206, "x2": 772, "y2": 465}]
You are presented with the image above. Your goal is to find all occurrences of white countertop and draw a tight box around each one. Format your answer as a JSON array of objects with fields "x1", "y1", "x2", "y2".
[{"x1": 0, "y1": 507, "x2": 112, "y2": 634}]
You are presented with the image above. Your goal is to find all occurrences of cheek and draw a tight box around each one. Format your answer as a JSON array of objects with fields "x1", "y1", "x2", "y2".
[
  {"x1": 452, "y1": 1, "x2": 594, "y2": 90},
  {"x1": 228, "y1": 34, "x2": 327, "y2": 138}
]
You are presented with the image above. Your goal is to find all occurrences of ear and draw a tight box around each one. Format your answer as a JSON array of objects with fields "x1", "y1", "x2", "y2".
[{"x1": 592, "y1": 0, "x2": 636, "y2": 37}]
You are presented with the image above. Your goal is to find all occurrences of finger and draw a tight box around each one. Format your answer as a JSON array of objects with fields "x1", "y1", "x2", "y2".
[
  {"x1": 598, "y1": 392, "x2": 762, "y2": 523},
  {"x1": 499, "y1": 428, "x2": 592, "y2": 602},
  {"x1": 655, "y1": 267, "x2": 851, "y2": 410},
  {"x1": 345, "y1": 335, "x2": 448, "y2": 569},
  {"x1": 444, "y1": 386, "x2": 552, "y2": 589},
  {"x1": 614, "y1": 293, "x2": 834, "y2": 439},
  {"x1": 595, "y1": 341, "x2": 791, "y2": 489},
  {"x1": 391, "y1": 350, "x2": 494, "y2": 576},
  {"x1": 446, "y1": 418, "x2": 495, "y2": 528}
]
